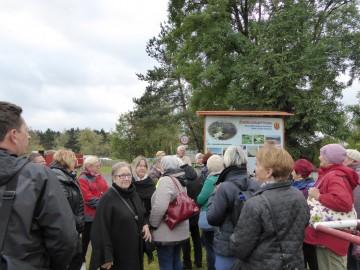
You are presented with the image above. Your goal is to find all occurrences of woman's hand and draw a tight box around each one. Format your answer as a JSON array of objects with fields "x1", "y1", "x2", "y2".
[
  {"x1": 101, "y1": 262, "x2": 113, "y2": 269},
  {"x1": 143, "y1": 224, "x2": 152, "y2": 242},
  {"x1": 309, "y1": 187, "x2": 320, "y2": 200}
]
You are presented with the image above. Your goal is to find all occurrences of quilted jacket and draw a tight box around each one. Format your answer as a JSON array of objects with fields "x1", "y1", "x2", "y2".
[{"x1": 229, "y1": 181, "x2": 310, "y2": 270}]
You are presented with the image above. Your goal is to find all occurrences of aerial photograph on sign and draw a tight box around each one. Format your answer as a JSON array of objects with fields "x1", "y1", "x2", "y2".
[{"x1": 207, "y1": 121, "x2": 237, "y2": 140}]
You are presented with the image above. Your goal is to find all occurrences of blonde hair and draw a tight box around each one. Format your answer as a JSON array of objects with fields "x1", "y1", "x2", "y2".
[
  {"x1": 155, "y1": 151, "x2": 166, "y2": 158},
  {"x1": 53, "y1": 150, "x2": 77, "y2": 170},
  {"x1": 256, "y1": 147, "x2": 294, "y2": 181}
]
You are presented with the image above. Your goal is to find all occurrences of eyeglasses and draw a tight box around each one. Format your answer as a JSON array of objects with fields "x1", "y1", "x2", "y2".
[{"x1": 114, "y1": 174, "x2": 132, "y2": 180}]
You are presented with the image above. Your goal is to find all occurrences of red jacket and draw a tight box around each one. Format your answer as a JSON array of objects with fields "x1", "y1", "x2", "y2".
[
  {"x1": 78, "y1": 170, "x2": 109, "y2": 222},
  {"x1": 304, "y1": 164, "x2": 359, "y2": 255}
]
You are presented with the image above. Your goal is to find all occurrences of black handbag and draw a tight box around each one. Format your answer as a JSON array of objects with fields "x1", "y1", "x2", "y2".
[{"x1": 0, "y1": 162, "x2": 40, "y2": 270}]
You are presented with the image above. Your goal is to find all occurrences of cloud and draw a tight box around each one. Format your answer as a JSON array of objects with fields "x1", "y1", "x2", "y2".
[
  {"x1": 0, "y1": 0, "x2": 358, "y2": 133},
  {"x1": 0, "y1": 0, "x2": 168, "y2": 131}
]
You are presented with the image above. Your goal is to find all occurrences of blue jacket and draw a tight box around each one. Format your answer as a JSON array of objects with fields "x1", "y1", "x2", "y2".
[{"x1": 291, "y1": 178, "x2": 315, "y2": 198}]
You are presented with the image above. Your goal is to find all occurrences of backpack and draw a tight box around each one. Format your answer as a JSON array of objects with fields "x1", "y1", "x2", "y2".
[{"x1": 231, "y1": 184, "x2": 254, "y2": 226}]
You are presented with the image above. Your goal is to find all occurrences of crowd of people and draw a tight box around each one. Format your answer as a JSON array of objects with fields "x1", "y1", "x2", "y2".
[{"x1": 1, "y1": 101, "x2": 360, "y2": 270}]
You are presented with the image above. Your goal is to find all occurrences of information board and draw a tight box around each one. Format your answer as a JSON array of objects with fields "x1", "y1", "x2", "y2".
[{"x1": 205, "y1": 116, "x2": 284, "y2": 173}]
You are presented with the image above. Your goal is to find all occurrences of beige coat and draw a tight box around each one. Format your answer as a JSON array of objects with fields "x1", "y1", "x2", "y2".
[{"x1": 150, "y1": 174, "x2": 190, "y2": 243}]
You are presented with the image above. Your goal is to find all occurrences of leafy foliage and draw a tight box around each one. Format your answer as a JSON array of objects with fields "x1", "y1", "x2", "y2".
[
  {"x1": 138, "y1": 0, "x2": 360, "y2": 159},
  {"x1": 28, "y1": 128, "x2": 111, "y2": 157}
]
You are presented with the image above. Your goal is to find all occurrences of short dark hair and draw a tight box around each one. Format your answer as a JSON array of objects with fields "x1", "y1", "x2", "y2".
[{"x1": 0, "y1": 102, "x2": 23, "y2": 142}]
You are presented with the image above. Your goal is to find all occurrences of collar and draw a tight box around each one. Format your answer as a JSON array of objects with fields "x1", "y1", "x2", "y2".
[{"x1": 255, "y1": 180, "x2": 292, "y2": 195}]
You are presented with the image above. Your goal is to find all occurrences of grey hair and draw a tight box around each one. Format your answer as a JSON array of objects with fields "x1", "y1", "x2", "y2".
[
  {"x1": 112, "y1": 162, "x2": 132, "y2": 176},
  {"x1": 132, "y1": 156, "x2": 149, "y2": 171},
  {"x1": 83, "y1": 155, "x2": 99, "y2": 168},
  {"x1": 223, "y1": 146, "x2": 247, "y2": 167},
  {"x1": 177, "y1": 145, "x2": 186, "y2": 152}
]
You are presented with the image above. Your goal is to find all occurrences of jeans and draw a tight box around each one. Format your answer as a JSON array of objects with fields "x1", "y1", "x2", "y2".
[
  {"x1": 202, "y1": 230, "x2": 215, "y2": 270},
  {"x1": 156, "y1": 243, "x2": 183, "y2": 270},
  {"x1": 82, "y1": 222, "x2": 92, "y2": 262},
  {"x1": 182, "y1": 225, "x2": 203, "y2": 268},
  {"x1": 215, "y1": 255, "x2": 237, "y2": 270}
]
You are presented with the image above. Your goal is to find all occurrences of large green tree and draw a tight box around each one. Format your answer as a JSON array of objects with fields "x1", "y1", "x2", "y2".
[
  {"x1": 39, "y1": 128, "x2": 59, "y2": 150},
  {"x1": 149, "y1": 0, "x2": 360, "y2": 158},
  {"x1": 65, "y1": 128, "x2": 81, "y2": 153},
  {"x1": 77, "y1": 128, "x2": 105, "y2": 156},
  {"x1": 346, "y1": 92, "x2": 360, "y2": 149}
]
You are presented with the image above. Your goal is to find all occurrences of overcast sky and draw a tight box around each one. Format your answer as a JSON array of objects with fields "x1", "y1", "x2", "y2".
[{"x1": 0, "y1": 1, "x2": 358, "y2": 132}]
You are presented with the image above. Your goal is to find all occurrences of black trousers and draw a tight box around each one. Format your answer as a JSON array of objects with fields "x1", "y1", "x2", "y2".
[
  {"x1": 348, "y1": 243, "x2": 360, "y2": 270},
  {"x1": 182, "y1": 225, "x2": 203, "y2": 269},
  {"x1": 68, "y1": 237, "x2": 83, "y2": 270},
  {"x1": 303, "y1": 242, "x2": 318, "y2": 270},
  {"x1": 82, "y1": 222, "x2": 92, "y2": 262}
]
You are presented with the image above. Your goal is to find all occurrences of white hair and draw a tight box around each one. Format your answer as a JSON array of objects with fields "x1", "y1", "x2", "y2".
[
  {"x1": 83, "y1": 155, "x2": 99, "y2": 168},
  {"x1": 223, "y1": 146, "x2": 247, "y2": 168}
]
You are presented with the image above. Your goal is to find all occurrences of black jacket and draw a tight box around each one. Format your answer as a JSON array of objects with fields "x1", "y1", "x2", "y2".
[
  {"x1": 90, "y1": 183, "x2": 146, "y2": 270},
  {"x1": 207, "y1": 165, "x2": 260, "y2": 257},
  {"x1": 0, "y1": 149, "x2": 78, "y2": 270},
  {"x1": 50, "y1": 162, "x2": 85, "y2": 233},
  {"x1": 229, "y1": 181, "x2": 310, "y2": 270}
]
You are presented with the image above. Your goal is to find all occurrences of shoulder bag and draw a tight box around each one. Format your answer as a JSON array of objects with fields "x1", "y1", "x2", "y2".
[
  {"x1": 164, "y1": 177, "x2": 200, "y2": 230},
  {"x1": 307, "y1": 171, "x2": 357, "y2": 229},
  {"x1": 263, "y1": 195, "x2": 298, "y2": 270},
  {"x1": 0, "y1": 161, "x2": 41, "y2": 270}
]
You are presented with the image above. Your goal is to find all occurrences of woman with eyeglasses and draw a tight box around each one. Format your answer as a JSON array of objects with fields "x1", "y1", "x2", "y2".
[
  {"x1": 78, "y1": 156, "x2": 108, "y2": 269},
  {"x1": 89, "y1": 162, "x2": 151, "y2": 270}
]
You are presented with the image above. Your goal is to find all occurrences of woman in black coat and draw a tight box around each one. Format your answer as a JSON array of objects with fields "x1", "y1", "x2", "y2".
[
  {"x1": 131, "y1": 156, "x2": 156, "y2": 219},
  {"x1": 90, "y1": 162, "x2": 151, "y2": 270},
  {"x1": 207, "y1": 146, "x2": 260, "y2": 270},
  {"x1": 50, "y1": 149, "x2": 84, "y2": 270}
]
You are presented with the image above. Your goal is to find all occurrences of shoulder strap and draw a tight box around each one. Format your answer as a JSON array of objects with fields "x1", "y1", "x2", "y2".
[
  {"x1": 169, "y1": 176, "x2": 181, "y2": 193},
  {"x1": 110, "y1": 186, "x2": 140, "y2": 228},
  {"x1": 0, "y1": 161, "x2": 29, "y2": 252},
  {"x1": 262, "y1": 194, "x2": 289, "y2": 267},
  {"x1": 315, "y1": 170, "x2": 338, "y2": 188}
]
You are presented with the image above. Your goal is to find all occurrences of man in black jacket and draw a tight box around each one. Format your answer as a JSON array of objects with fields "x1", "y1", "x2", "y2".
[{"x1": 0, "y1": 101, "x2": 78, "y2": 270}]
